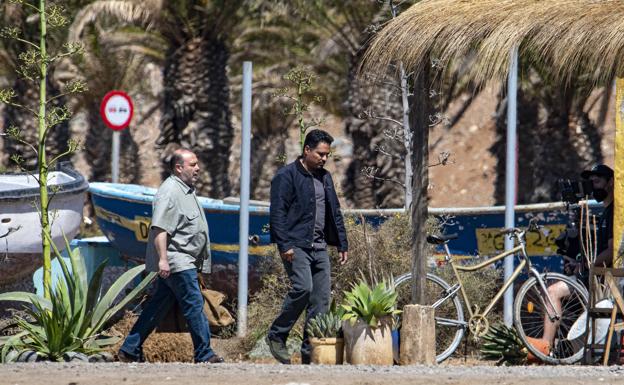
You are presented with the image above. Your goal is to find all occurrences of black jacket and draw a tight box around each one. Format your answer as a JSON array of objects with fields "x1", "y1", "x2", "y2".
[{"x1": 270, "y1": 159, "x2": 348, "y2": 253}]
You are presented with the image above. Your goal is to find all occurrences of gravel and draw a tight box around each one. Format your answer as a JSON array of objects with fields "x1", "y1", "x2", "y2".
[{"x1": 3, "y1": 362, "x2": 624, "y2": 385}]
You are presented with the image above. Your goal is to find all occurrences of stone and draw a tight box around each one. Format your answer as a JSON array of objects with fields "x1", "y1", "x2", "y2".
[
  {"x1": 88, "y1": 352, "x2": 114, "y2": 363},
  {"x1": 17, "y1": 350, "x2": 40, "y2": 362},
  {"x1": 63, "y1": 351, "x2": 89, "y2": 362},
  {"x1": 4, "y1": 349, "x2": 19, "y2": 363},
  {"x1": 399, "y1": 304, "x2": 436, "y2": 365}
]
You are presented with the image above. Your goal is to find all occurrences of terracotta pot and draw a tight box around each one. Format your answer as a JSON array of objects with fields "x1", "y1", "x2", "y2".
[
  {"x1": 525, "y1": 337, "x2": 550, "y2": 364},
  {"x1": 310, "y1": 337, "x2": 344, "y2": 365},
  {"x1": 343, "y1": 317, "x2": 393, "y2": 365}
]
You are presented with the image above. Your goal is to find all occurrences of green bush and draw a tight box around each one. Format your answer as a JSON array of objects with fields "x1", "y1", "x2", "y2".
[{"x1": 0, "y1": 236, "x2": 156, "y2": 362}]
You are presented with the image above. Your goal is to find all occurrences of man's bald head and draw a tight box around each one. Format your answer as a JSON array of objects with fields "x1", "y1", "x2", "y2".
[
  {"x1": 169, "y1": 148, "x2": 194, "y2": 173},
  {"x1": 169, "y1": 148, "x2": 200, "y2": 187}
]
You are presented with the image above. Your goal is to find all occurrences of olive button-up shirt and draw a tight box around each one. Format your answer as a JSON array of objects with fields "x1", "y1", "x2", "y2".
[{"x1": 145, "y1": 175, "x2": 211, "y2": 274}]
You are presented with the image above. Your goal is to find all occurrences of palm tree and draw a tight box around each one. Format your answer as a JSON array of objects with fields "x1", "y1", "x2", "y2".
[
  {"x1": 72, "y1": 0, "x2": 255, "y2": 198},
  {"x1": 289, "y1": 0, "x2": 412, "y2": 208},
  {"x1": 65, "y1": 20, "x2": 162, "y2": 183},
  {"x1": 0, "y1": 2, "x2": 73, "y2": 171},
  {"x1": 490, "y1": 62, "x2": 608, "y2": 204}
]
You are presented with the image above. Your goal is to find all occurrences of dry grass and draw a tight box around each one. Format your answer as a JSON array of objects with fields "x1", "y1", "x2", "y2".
[
  {"x1": 104, "y1": 311, "x2": 250, "y2": 362},
  {"x1": 360, "y1": 0, "x2": 624, "y2": 87},
  {"x1": 105, "y1": 311, "x2": 196, "y2": 362},
  {"x1": 245, "y1": 213, "x2": 504, "y2": 358}
]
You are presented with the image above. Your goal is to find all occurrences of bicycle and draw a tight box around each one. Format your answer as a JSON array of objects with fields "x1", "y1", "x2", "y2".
[{"x1": 394, "y1": 221, "x2": 589, "y2": 364}]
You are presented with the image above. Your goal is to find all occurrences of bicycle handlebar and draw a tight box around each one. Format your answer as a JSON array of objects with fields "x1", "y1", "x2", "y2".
[
  {"x1": 499, "y1": 218, "x2": 542, "y2": 236},
  {"x1": 499, "y1": 228, "x2": 522, "y2": 235}
]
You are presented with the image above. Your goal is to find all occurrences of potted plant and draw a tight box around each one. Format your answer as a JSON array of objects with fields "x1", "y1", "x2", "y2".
[
  {"x1": 341, "y1": 280, "x2": 401, "y2": 365},
  {"x1": 306, "y1": 309, "x2": 344, "y2": 365}
]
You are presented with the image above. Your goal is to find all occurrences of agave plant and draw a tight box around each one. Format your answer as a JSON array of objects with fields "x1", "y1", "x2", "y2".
[
  {"x1": 341, "y1": 280, "x2": 401, "y2": 328},
  {"x1": 0, "y1": 234, "x2": 156, "y2": 362},
  {"x1": 480, "y1": 323, "x2": 528, "y2": 366},
  {"x1": 307, "y1": 311, "x2": 343, "y2": 339}
]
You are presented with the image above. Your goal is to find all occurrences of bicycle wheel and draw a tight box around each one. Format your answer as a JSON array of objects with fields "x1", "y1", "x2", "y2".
[
  {"x1": 513, "y1": 272, "x2": 588, "y2": 365},
  {"x1": 394, "y1": 272, "x2": 465, "y2": 363}
]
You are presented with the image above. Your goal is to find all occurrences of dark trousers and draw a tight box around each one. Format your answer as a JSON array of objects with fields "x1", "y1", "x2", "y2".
[
  {"x1": 120, "y1": 268, "x2": 215, "y2": 362},
  {"x1": 268, "y1": 247, "x2": 331, "y2": 362}
]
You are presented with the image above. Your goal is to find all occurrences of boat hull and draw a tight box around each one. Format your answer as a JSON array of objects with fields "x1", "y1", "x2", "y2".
[
  {"x1": 0, "y1": 193, "x2": 85, "y2": 253},
  {"x1": 0, "y1": 165, "x2": 88, "y2": 286}
]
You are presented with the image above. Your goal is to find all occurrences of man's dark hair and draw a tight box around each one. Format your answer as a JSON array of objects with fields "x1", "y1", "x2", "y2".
[
  {"x1": 303, "y1": 129, "x2": 334, "y2": 152},
  {"x1": 169, "y1": 148, "x2": 192, "y2": 172}
]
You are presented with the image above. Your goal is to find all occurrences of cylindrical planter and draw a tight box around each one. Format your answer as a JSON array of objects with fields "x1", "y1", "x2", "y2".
[
  {"x1": 343, "y1": 317, "x2": 393, "y2": 365},
  {"x1": 310, "y1": 337, "x2": 344, "y2": 365}
]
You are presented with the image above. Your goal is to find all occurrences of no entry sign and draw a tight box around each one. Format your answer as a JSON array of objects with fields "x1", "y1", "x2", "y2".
[{"x1": 100, "y1": 90, "x2": 134, "y2": 130}]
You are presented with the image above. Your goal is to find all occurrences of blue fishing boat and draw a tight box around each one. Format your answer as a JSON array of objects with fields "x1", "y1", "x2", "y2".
[
  {"x1": 89, "y1": 182, "x2": 275, "y2": 294},
  {"x1": 90, "y1": 182, "x2": 599, "y2": 294}
]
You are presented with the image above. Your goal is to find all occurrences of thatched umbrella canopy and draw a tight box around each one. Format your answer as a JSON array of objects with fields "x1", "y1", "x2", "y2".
[{"x1": 360, "y1": 0, "x2": 624, "y2": 86}]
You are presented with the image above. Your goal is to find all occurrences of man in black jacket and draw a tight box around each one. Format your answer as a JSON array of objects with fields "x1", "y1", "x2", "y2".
[{"x1": 266, "y1": 129, "x2": 348, "y2": 365}]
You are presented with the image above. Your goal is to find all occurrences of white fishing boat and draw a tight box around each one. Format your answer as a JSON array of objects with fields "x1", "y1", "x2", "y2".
[{"x1": 0, "y1": 164, "x2": 88, "y2": 286}]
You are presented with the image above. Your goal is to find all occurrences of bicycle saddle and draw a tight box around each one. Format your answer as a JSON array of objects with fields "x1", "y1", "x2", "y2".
[{"x1": 426, "y1": 233, "x2": 458, "y2": 245}]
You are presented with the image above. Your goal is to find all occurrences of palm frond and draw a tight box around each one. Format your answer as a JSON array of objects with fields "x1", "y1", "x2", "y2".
[{"x1": 69, "y1": 0, "x2": 157, "y2": 42}]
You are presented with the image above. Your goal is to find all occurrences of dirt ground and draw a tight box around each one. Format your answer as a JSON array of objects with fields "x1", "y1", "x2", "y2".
[{"x1": 3, "y1": 362, "x2": 624, "y2": 385}]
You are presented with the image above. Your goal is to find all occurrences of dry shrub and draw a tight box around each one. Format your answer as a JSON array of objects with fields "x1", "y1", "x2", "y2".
[
  {"x1": 245, "y1": 214, "x2": 443, "y2": 345},
  {"x1": 243, "y1": 255, "x2": 294, "y2": 351},
  {"x1": 244, "y1": 212, "x2": 504, "y2": 359}
]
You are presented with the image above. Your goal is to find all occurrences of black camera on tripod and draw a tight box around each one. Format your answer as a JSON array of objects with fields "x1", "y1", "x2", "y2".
[{"x1": 557, "y1": 178, "x2": 593, "y2": 204}]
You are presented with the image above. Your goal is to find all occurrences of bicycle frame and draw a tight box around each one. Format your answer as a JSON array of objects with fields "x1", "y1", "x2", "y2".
[{"x1": 442, "y1": 232, "x2": 560, "y2": 323}]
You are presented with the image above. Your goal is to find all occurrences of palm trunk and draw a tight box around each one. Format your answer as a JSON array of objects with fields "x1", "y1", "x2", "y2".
[
  {"x1": 491, "y1": 80, "x2": 603, "y2": 204},
  {"x1": 343, "y1": 54, "x2": 405, "y2": 209},
  {"x1": 158, "y1": 36, "x2": 233, "y2": 198}
]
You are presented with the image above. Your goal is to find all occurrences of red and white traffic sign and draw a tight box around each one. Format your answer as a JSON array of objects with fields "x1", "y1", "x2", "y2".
[{"x1": 100, "y1": 90, "x2": 134, "y2": 130}]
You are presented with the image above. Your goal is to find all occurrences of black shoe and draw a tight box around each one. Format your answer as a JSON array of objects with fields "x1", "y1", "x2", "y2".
[
  {"x1": 118, "y1": 350, "x2": 145, "y2": 363},
  {"x1": 266, "y1": 336, "x2": 291, "y2": 364}
]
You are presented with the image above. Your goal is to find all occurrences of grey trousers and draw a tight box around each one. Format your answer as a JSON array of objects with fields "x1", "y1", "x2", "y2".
[{"x1": 268, "y1": 247, "x2": 331, "y2": 362}]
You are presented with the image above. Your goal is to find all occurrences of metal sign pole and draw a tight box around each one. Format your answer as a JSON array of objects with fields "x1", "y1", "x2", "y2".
[
  {"x1": 504, "y1": 47, "x2": 518, "y2": 326},
  {"x1": 111, "y1": 130, "x2": 120, "y2": 183},
  {"x1": 237, "y1": 61, "x2": 252, "y2": 337}
]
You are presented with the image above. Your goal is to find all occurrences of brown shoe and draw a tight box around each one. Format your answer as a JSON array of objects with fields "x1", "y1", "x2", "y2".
[{"x1": 205, "y1": 354, "x2": 225, "y2": 363}]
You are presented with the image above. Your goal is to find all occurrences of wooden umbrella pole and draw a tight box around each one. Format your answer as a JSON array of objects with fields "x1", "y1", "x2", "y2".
[
  {"x1": 593, "y1": 214, "x2": 598, "y2": 265},
  {"x1": 579, "y1": 202, "x2": 589, "y2": 268},
  {"x1": 584, "y1": 200, "x2": 594, "y2": 264}
]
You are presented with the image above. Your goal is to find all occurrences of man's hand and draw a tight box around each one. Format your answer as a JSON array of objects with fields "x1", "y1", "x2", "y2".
[
  {"x1": 153, "y1": 228, "x2": 170, "y2": 278},
  {"x1": 339, "y1": 251, "x2": 348, "y2": 265},
  {"x1": 158, "y1": 259, "x2": 170, "y2": 279},
  {"x1": 563, "y1": 261, "x2": 580, "y2": 276},
  {"x1": 280, "y1": 249, "x2": 295, "y2": 262}
]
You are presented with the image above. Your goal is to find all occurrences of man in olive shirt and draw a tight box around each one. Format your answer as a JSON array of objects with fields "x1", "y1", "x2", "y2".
[{"x1": 118, "y1": 148, "x2": 223, "y2": 363}]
